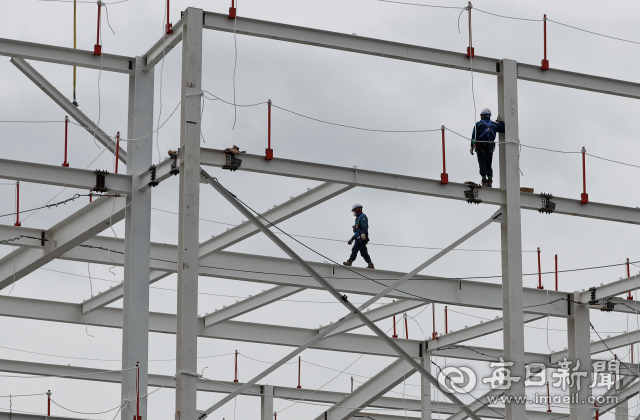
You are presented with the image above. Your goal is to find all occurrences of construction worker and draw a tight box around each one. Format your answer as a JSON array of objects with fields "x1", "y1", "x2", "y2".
[
  {"x1": 344, "y1": 204, "x2": 375, "y2": 269},
  {"x1": 470, "y1": 108, "x2": 504, "y2": 187}
]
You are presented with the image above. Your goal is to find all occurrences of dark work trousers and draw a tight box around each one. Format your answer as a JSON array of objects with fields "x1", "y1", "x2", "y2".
[
  {"x1": 476, "y1": 148, "x2": 494, "y2": 179},
  {"x1": 349, "y1": 238, "x2": 372, "y2": 263}
]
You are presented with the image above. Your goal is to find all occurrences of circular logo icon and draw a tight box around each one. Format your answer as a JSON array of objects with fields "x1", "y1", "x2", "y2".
[{"x1": 437, "y1": 366, "x2": 477, "y2": 394}]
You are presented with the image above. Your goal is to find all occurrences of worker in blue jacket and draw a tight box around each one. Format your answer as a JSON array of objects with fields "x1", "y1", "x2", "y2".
[
  {"x1": 470, "y1": 108, "x2": 505, "y2": 188},
  {"x1": 344, "y1": 203, "x2": 375, "y2": 269}
]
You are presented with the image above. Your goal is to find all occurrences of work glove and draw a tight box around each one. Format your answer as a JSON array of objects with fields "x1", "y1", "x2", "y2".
[
  {"x1": 348, "y1": 239, "x2": 354, "y2": 245},
  {"x1": 360, "y1": 234, "x2": 367, "y2": 241},
  {"x1": 470, "y1": 147, "x2": 474, "y2": 155},
  {"x1": 496, "y1": 115, "x2": 503, "y2": 123}
]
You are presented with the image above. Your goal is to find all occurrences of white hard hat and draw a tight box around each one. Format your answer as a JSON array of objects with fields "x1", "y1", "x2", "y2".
[
  {"x1": 351, "y1": 203, "x2": 363, "y2": 211},
  {"x1": 480, "y1": 108, "x2": 491, "y2": 115}
]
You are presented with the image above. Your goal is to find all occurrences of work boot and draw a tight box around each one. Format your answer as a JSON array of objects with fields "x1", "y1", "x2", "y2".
[
  {"x1": 367, "y1": 263, "x2": 375, "y2": 269},
  {"x1": 487, "y1": 177, "x2": 493, "y2": 188},
  {"x1": 481, "y1": 180, "x2": 489, "y2": 187},
  {"x1": 343, "y1": 260, "x2": 354, "y2": 266}
]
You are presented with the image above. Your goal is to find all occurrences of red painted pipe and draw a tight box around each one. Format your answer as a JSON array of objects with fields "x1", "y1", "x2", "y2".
[
  {"x1": 537, "y1": 248, "x2": 544, "y2": 289},
  {"x1": 392, "y1": 300, "x2": 398, "y2": 338},
  {"x1": 440, "y1": 125, "x2": 448, "y2": 184},
  {"x1": 62, "y1": 116, "x2": 69, "y2": 167},
  {"x1": 351, "y1": 376, "x2": 353, "y2": 392},
  {"x1": 581, "y1": 147, "x2": 588, "y2": 204},
  {"x1": 466, "y1": 2, "x2": 474, "y2": 57},
  {"x1": 47, "y1": 390, "x2": 51, "y2": 416},
  {"x1": 444, "y1": 306, "x2": 448, "y2": 334},
  {"x1": 555, "y1": 254, "x2": 558, "y2": 291},
  {"x1": 165, "y1": 0, "x2": 173, "y2": 34},
  {"x1": 541, "y1": 15, "x2": 549, "y2": 70},
  {"x1": 94, "y1": 3, "x2": 102, "y2": 55},
  {"x1": 595, "y1": 403, "x2": 599, "y2": 420},
  {"x1": 404, "y1": 313, "x2": 409, "y2": 339},
  {"x1": 115, "y1": 132, "x2": 120, "y2": 174},
  {"x1": 229, "y1": 0, "x2": 236, "y2": 19},
  {"x1": 627, "y1": 258, "x2": 633, "y2": 300},
  {"x1": 234, "y1": 350, "x2": 239, "y2": 382},
  {"x1": 14, "y1": 181, "x2": 21, "y2": 227},
  {"x1": 89, "y1": 190, "x2": 93, "y2": 203},
  {"x1": 546, "y1": 382, "x2": 551, "y2": 412},
  {"x1": 265, "y1": 100, "x2": 273, "y2": 160},
  {"x1": 297, "y1": 356, "x2": 301, "y2": 388},
  {"x1": 432, "y1": 303, "x2": 438, "y2": 340}
]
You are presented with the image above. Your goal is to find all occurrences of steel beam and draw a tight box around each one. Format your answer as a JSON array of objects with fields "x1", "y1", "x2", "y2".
[
  {"x1": 0, "y1": 412, "x2": 93, "y2": 420},
  {"x1": 421, "y1": 352, "x2": 431, "y2": 420},
  {"x1": 120, "y1": 56, "x2": 154, "y2": 420},
  {"x1": 0, "y1": 158, "x2": 131, "y2": 193},
  {"x1": 0, "y1": 196, "x2": 127, "y2": 290},
  {"x1": 82, "y1": 272, "x2": 169, "y2": 314},
  {"x1": 315, "y1": 358, "x2": 416, "y2": 420},
  {"x1": 143, "y1": 19, "x2": 184, "y2": 71},
  {"x1": 200, "y1": 148, "x2": 640, "y2": 226},
  {"x1": 498, "y1": 59, "x2": 526, "y2": 420},
  {"x1": 552, "y1": 329, "x2": 640, "y2": 363},
  {"x1": 11, "y1": 58, "x2": 126, "y2": 163},
  {"x1": 579, "y1": 273, "x2": 640, "y2": 302},
  {"x1": 202, "y1": 12, "x2": 640, "y2": 100},
  {"x1": 175, "y1": 8, "x2": 203, "y2": 419},
  {"x1": 0, "y1": 224, "x2": 45, "y2": 248},
  {"x1": 0, "y1": 38, "x2": 133, "y2": 73},
  {"x1": 260, "y1": 384, "x2": 274, "y2": 420},
  {"x1": 567, "y1": 291, "x2": 591, "y2": 420}
]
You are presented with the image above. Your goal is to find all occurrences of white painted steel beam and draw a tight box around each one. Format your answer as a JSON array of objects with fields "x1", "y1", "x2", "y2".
[
  {"x1": 315, "y1": 358, "x2": 416, "y2": 420},
  {"x1": 551, "y1": 329, "x2": 640, "y2": 364},
  {"x1": 260, "y1": 385, "x2": 274, "y2": 420},
  {"x1": 567, "y1": 291, "x2": 591, "y2": 420},
  {"x1": 82, "y1": 271, "x2": 169, "y2": 314},
  {"x1": 319, "y1": 299, "x2": 427, "y2": 338},
  {"x1": 498, "y1": 59, "x2": 526, "y2": 420},
  {"x1": 0, "y1": 158, "x2": 131, "y2": 193},
  {"x1": 0, "y1": 224, "x2": 44, "y2": 248},
  {"x1": 579, "y1": 274, "x2": 640, "y2": 302},
  {"x1": 421, "y1": 353, "x2": 431, "y2": 420},
  {"x1": 204, "y1": 286, "x2": 304, "y2": 327},
  {"x1": 0, "y1": 38, "x2": 133, "y2": 73},
  {"x1": 202, "y1": 12, "x2": 640, "y2": 100},
  {"x1": 142, "y1": 19, "x2": 184, "y2": 71},
  {"x1": 0, "y1": 196, "x2": 126, "y2": 290},
  {"x1": 0, "y1": 412, "x2": 93, "y2": 420},
  {"x1": 200, "y1": 149, "x2": 640, "y2": 226},
  {"x1": 175, "y1": 8, "x2": 203, "y2": 419},
  {"x1": 11, "y1": 58, "x2": 126, "y2": 163}
]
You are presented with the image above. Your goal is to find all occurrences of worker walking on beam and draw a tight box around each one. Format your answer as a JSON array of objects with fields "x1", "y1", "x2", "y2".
[
  {"x1": 344, "y1": 203, "x2": 375, "y2": 269},
  {"x1": 470, "y1": 108, "x2": 504, "y2": 187}
]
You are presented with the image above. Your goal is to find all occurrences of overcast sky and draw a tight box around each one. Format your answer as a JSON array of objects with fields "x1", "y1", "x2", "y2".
[{"x1": 1, "y1": 0, "x2": 640, "y2": 419}]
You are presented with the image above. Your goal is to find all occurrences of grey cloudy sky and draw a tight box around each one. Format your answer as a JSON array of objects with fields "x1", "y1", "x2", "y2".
[{"x1": 1, "y1": 0, "x2": 640, "y2": 418}]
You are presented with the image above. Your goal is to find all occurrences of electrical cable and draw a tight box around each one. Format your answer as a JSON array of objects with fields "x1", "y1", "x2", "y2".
[
  {"x1": 0, "y1": 193, "x2": 113, "y2": 219},
  {"x1": 373, "y1": 0, "x2": 463, "y2": 9},
  {"x1": 50, "y1": 399, "x2": 122, "y2": 415},
  {"x1": 590, "y1": 322, "x2": 639, "y2": 380},
  {"x1": 85, "y1": 262, "x2": 95, "y2": 337}
]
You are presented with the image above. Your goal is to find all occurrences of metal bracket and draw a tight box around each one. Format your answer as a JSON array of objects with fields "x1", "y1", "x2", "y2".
[
  {"x1": 169, "y1": 150, "x2": 180, "y2": 175},
  {"x1": 148, "y1": 165, "x2": 159, "y2": 188},
  {"x1": 539, "y1": 193, "x2": 556, "y2": 214},
  {"x1": 600, "y1": 299, "x2": 615, "y2": 312},
  {"x1": 223, "y1": 151, "x2": 242, "y2": 171},
  {"x1": 93, "y1": 170, "x2": 109, "y2": 193},
  {"x1": 588, "y1": 287, "x2": 598, "y2": 305},
  {"x1": 464, "y1": 185, "x2": 482, "y2": 204}
]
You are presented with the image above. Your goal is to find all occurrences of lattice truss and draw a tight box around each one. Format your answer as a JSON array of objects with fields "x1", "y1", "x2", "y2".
[{"x1": 2, "y1": 6, "x2": 640, "y2": 420}]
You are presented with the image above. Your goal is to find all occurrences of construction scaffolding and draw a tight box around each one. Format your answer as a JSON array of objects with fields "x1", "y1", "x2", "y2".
[{"x1": 1, "y1": 5, "x2": 640, "y2": 420}]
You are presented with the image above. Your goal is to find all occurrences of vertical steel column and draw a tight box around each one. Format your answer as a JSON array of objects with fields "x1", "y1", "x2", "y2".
[
  {"x1": 615, "y1": 399, "x2": 628, "y2": 420},
  {"x1": 568, "y1": 291, "x2": 591, "y2": 420},
  {"x1": 121, "y1": 56, "x2": 154, "y2": 420},
  {"x1": 421, "y1": 350, "x2": 432, "y2": 420},
  {"x1": 175, "y1": 7, "x2": 203, "y2": 420},
  {"x1": 497, "y1": 59, "x2": 526, "y2": 420},
  {"x1": 261, "y1": 385, "x2": 274, "y2": 420}
]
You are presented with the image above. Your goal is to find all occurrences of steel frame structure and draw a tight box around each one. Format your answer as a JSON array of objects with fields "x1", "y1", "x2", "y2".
[{"x1": 1, "y1": 6, "x2": 640, "y2": 420}]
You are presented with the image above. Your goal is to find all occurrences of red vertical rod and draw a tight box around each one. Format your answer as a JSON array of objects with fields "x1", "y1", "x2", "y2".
[
  {"x1": 165, "y1": 0, "x2": 173, "y2": 34},
  {"x1": 546, "y1": 382, "x2": 551, "y2": 412},
  {"x1": 627, "y1": 258, "x2": 633, "y2": 300},
  {"x1": 62, "y1": 116, "x2": 69, "y2": 167},
  {"x1": 392, "y1": 300, "x2": 398, "y2": 338},
  {"x1": 135, "y1": 361, "x2": 140, "y2": 420},
  {"x1": 115, "y1": 132, "x2": 120, "y2": 174},
  {"x1": 466, "y1": 2, "x2": 474, "y2": 57},
  {"x1": 297, "y1": 356, "x2": 301, "y2": 388},
  {"x1": 432, "y1": 303, "x2": 438, "y2": 340},
  {"x1": 274, "y1": 412, "x2": 277, "y2": 420},
  {"x1": 234, "y1": 350, "x2": 239, "y2": 382},
  {"x1": 47, "y1": 390, "x2": 51, "y2": 416},
  {"x1": 94, "y1": 2, "x2": 102, "y2": 55},
  {"x1": 89, "y1": 190, "x2": 93, "y2": 203},
  {"x1": 404, "y1": 313, "x2": 409, "y2": 339},
  {"x1": 595, "y1": 403, "x2": 599, "y2": 420},
  {"x1": 537, "y1": 247, "x2": 544, "y2": 289},
  {"x1": 581, "y1": 147, "x2": 588, "y2": 204},
  {"x1": 444, "y1": 306, "x2": 448, "y2": 334},
  {"x1": 351, "y1": 376, "x2": 353, "y2": 392},
  {"x1": 14, "y1": 182, "x2": 21, "y2": 227},
  {"x1": 265, "y1": 100, "x2": 273, "y2": 160},
  {"x1": 440, "y1": 125, "x2": 448, "y2": 184},
  {"x1": 555, "y1": 254, "x2": 558, "y2": 291},
  {"x1": 541, "y1": 14, "x2": 549, "y2": 70},
  {"x1": 229, "y1": 0, "x2": 237, "y2": 19}
]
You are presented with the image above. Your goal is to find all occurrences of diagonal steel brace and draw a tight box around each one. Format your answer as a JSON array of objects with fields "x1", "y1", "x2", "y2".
[{"x1": 200, "y1": 168, "x2": 500, "y2": 420}]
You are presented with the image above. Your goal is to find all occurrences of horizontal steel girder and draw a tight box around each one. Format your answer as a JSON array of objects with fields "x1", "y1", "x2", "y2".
[
  {"x1": 0, "y1": 38, "x2": 133, "y2": 74},
  {"x1": 203, "y1": 12, "x2": 640, "y2": 100},
  {"x1": 200, "y1": 149, "x2": 640, "y2": 226}
]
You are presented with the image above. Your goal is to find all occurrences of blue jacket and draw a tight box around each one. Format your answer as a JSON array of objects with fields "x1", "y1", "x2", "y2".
[
  {"x1": 351, "y1": 212, "x2": 369, "y2": 239},
  {"x1": 471, "y1": 117, "x2": 505, "y2": 150}
]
